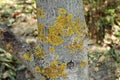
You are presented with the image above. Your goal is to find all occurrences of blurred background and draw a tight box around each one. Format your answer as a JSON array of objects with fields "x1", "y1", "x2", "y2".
[{"x1": 0, "y1": 0, "x2": 120, "y2": 80}]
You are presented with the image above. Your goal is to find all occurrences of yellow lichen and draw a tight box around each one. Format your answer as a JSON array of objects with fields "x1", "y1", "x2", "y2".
[
  {"x1": 48, "y1": 26, "x2": 62, "y2": 36},
  {"x1": 62, "y1": 27, "x2": 74, "y2": 37},
  {"x1": 56, "y1": 15, "x2": 67, "y2": 27},
  {"x1": 37, "y1": 8, "x2": 45, "y2": 18},
  {"x1": 23, "y1": 53, "x2": 33, "y2": 61},
  {"x1": 49, "y1": 47, "x2": 55, "y2": 53},
  {"x1": 37, "y1": 8, "x2": 88, "y2": 53},
  {"x1": 6, "y1": 43, "x2": 13, "y2": 53},
  {"x1": 47, "y1": 34, "x2": 63, "y2": 46},
  {"x1": 58, "y1": 8, "x2": 67, "y2": 15},
  {"x1": 62, "y1": 74, "x2": 68, "y2": 78},
  {"x1": 35, "y1": 66, "x2": 41, "y2": 73},
  {"x1": 82, "y1": 29, "x2": 88, "y2": 34},
  {"x1": 34, "y1": 59, "x2": 67, "y2": 79},
  {"x1": 37, "y1": 23, "x2": 46, "y2": 42},
  {"x1": 38, "y1": 23, "x2": 44, "y2": 34},
  {"x1": 34, "y1": 45, "x2": 46, "y2": 59},
  {"x1": 68, "y1": 40, "x2": 83, "y2": 53},
  {"x1": 6, "y1": 43, "x2": 11, "y2": 50},
  {"x1": 80, "y1": 61, "x2": 88, "y2": 67},
  {"x1": 41, "y1": 60, "x2": 67, "y2": 79},
  {"x1": 23, "y1": 53, "x2": 29, "y2": 60},
  {"x1": 67, "y1": 14, "x2": 73, "y2": 19}
]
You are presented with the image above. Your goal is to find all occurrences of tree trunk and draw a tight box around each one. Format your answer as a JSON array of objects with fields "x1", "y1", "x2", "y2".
[
  {"x1": 36, "y1": 0, "x2": 88, "y2": 80},
  {"x1": 0, "y1": 0, "x2": 88, "y2": 80}
]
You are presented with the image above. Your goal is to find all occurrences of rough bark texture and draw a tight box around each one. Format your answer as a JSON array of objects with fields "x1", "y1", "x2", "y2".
[
  {"x1": 0, "y1": 0, "x2": 88, "y2": 80},
  {"x1": 36, "y1": 0, "x2": 89, "y2": 80}
]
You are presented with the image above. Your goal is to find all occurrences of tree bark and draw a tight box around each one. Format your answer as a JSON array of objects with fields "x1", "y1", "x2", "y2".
[
  {"x1": 36, "y1": 0, "x2": 88, "y2": 80},
  {"x1": 0, "y1": 0, "x2": 88, "y2": 80}
]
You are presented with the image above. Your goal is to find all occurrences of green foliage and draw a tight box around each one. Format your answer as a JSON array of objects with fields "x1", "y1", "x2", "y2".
[
  {"x1": 0, "y1": 49, "x2": 26, "y2": 80},
  {"x1": 0, "y1": 0, "x2": 36, "y2": 27},
  {"x1": 115, "y1": 30, "x2": 120, "y2": 37},
  {"x1": 108, "y1": 45, "x2": 120, "y2": 64},
  {"x1": 83, "y1": 0, "x2": 120, "y2": 43}
]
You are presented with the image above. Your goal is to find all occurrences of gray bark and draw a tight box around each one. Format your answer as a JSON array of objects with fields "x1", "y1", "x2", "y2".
[{"x1": 36, "y1": 0, "x2": 89, "y2": 80}]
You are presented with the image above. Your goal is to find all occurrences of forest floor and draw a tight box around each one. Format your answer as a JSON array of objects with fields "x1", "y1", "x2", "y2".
[{"x1": 0, "y1": 0, "x2": 120, "y2": 80}]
